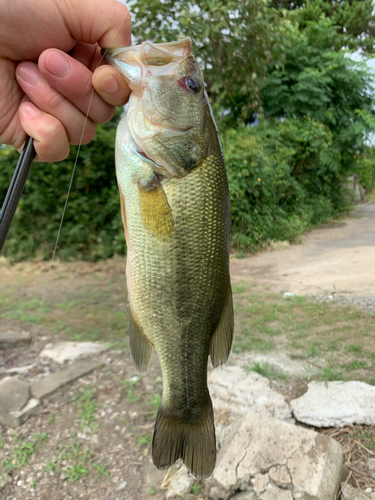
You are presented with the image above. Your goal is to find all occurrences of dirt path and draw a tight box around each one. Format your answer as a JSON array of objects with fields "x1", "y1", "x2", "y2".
[{"x1": 230, "y1": 203, "x2": 375, "y2": 298}]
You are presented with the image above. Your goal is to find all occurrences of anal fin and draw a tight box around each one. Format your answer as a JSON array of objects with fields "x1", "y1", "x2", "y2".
[
  {"x1": 209, "y1": 285, "x2": 234, "y2": 367},
  {"x1": 128, "y1": 305, "x2": 153, "y2": 375}
]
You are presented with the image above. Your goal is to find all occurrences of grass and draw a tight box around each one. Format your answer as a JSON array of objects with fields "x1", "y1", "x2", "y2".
[
  {"x1": 121, "y1": 377, "x2": 141, "y2": 403},
  {"x1": 232, "y1": 284, "x2": 375, "y2": 384},
  {"x1": 2, "y1": 433, "x2": 48, "y2": 474},
  {"x1": 0, "y1": 271, "x2": 128, "y2": 343},
  {"x1": 72, "y1": 387, "x2": 99, "y2": 430},
  {"x1": 246, "y1": 361, "x2": 289, "y2": 380}
]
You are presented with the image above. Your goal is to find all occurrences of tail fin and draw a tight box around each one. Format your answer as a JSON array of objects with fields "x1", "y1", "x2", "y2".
[{"x1": 152, "y1": 402, "x2": 216, "y2": 479}]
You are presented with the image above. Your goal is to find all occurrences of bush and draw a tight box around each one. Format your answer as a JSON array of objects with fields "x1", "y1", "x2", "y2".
[
  {"x1": 0, "y1": 121, "x2": 125, "y2": 262},
  {"x1": 223, "y1": 117, "x2": 351, "y2": 250}
]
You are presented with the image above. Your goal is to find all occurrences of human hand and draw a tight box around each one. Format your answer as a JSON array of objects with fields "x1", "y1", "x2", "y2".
[{"x1": 0, "y1": 0, "x2": 131, "y2": 162}]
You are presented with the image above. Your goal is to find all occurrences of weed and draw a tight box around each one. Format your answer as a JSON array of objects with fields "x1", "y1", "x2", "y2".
[
  {"x1": 191, "y1": 484, "x2": 203, "y2": 495},
  {"x1": 345, "y1": 344, "x2": 363, "y2": 354},
  {"x1": 137, "y1": 433, "x2": 152, "y2": 449},
  {"x1": 47, "y1": 413, "x2": 56, "y2": 425},
  {"x1": 93, "y1": 462, "x2": 110, "y2": 480},
  {"x1": 121, "y1": 377, "x2": 141, "y2": 403},
  {"x1": 246, "y1": 361, "x2": 288, "y2": 380},
  {"x1": 2, "y1": 433, "x2": 48, "y2": 473},
  {"x1": 72, "y1": 388, "x2": 99, "y2": 430}
]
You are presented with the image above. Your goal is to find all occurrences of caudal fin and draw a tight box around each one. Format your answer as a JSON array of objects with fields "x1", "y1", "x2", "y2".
[{"x1": 152, "y1": 402, "x2": 216, "y2": 479}]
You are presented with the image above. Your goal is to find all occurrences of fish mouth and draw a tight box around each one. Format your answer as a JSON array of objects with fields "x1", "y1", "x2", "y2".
[{"x1": 102, "y1": 38, "x2": 193, "y2": 89}]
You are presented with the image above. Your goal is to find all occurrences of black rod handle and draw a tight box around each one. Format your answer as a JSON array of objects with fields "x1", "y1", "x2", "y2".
[{"x1": 0, "y1": 137, "x2": 36, "y2": 253}]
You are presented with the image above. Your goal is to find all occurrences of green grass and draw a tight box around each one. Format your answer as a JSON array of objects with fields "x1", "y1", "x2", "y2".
[
  {"x1": 246, "y1": 361, "x2": 289, "y2": 380},
  {"x1": 121, "y1": 377, "x2": 141, "y2": 403},
  {"x1": 232, "y1": 287, "x2": 375, "y2": 384},
  {"x1": 2, "y1": 433, "x2": 48, "y2": 473},
  {"x1": 0, "y1": 274, "x2": 128, "y2": 343},
  {"x1": 72, "y1": 388, "x2": 99, "y2": 430}
]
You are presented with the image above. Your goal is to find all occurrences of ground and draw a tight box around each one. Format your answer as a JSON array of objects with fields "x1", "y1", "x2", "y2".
[{"x1": 0, "y1": 204, "x2": 375, "y2": 499}]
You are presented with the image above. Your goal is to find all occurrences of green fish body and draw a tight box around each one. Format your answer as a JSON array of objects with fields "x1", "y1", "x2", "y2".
[{"x1": 105, "y1": 38, "x2": 233, "y2": 478}]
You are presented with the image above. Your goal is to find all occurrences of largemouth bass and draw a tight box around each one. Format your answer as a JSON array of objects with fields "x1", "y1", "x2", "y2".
[{"x1": 105, "y1": 38, "x2": 233, "y2": 479}]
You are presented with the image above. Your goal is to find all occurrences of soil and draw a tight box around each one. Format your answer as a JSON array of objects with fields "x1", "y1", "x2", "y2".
[{"x1": 0, "y1": 203, "x2": 375, "y2": 499}]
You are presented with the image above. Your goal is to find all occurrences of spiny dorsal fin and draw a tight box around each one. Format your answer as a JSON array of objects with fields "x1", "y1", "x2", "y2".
[
  {"x1": 128, "y1": 304, "x2": 153, "y2": 375},
  {"x1": 209, "y1": 285, "x2": 234, "y2": 367}
]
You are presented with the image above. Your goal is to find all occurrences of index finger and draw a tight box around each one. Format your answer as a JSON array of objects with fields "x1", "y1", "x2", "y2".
[{"x1": 62, "y1": 0, "x2": 132, "y2": 49}]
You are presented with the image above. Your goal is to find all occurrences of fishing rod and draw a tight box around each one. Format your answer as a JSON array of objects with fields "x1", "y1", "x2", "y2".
[{"x1": 0, "y1": 136, "x2": 36, "y2": 253}]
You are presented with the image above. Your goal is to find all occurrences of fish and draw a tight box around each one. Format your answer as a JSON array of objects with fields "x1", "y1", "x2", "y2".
[{"x1": 104, "y1": 37, "x2": 233, "y2": 479}]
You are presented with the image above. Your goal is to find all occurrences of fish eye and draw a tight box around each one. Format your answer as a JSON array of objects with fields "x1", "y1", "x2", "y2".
[{"x1": 185, "y1": 76, "x2": 200, "y2": 93}]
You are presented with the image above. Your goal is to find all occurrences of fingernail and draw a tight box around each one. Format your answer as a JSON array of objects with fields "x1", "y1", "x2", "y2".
[
  {"x1": 45, "y1": 51, "x2": 71, "y2": 77},
  {"x1": 100, "y1": 75, "x2": 118, "y2": 94},
  {"x1": 22, "y1": 102, "x2": 41, "y2": 117},
  {"x1": 18, "y1": 64, "x2": 42, "y2": 85}
]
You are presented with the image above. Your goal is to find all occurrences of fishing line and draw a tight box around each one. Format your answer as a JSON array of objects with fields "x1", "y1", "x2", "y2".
[{"x1": 22, "y1": 17, "x2": 128, "y2": 377}]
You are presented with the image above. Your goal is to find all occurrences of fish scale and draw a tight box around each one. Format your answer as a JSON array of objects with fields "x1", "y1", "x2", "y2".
[{"x1": 106, "y1": 37, "x2": 233, "y2": 478}]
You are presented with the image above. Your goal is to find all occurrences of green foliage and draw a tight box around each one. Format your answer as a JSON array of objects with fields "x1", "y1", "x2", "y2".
[
  {"x1": 354, "y1": 147, "x2": 375, "y2": 191},
  {"x1": 130, "y1": 0, "x2": 287, "y2": 123},
  {"x1": 269, "y1": 0, "x2": 375, "y2": 54},
  {"x1": 261, "y1": 19, "x2": 375, "y2": 175},
  {"x1": 223, "y1": 117, "x2": 349, "y2": 250},
  {"x1": 0, "y1": 119, "x2": 125, "y2": 262}
]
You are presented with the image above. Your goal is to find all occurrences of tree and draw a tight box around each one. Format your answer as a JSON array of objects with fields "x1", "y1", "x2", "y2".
[
  {"x1": 269, "y1": 0, "x2": 375, "y2": 54},
  {"x1": 261, "y1": 18, "x2": 375, "y2": 174},
  {"x1": 131, "y1": 0, "x2": 287, "y2": 123}
]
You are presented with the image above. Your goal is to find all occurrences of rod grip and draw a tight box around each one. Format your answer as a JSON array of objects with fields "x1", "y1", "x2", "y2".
[{"x1": 0, "y1": 137, "x2": 36, "y2": 253}]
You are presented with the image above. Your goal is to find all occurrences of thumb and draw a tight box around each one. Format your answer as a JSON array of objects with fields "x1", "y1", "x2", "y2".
[{"x1": 63, "y1": 0, "x2": 131, "y2": 48}]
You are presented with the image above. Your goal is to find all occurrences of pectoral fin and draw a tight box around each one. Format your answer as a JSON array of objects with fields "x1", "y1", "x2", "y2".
[
  {"x1": 137, "y1": 172, "x2": 173, "y2": 236},
  {"x1": 128, "y1": 305, "x2": 153, "y2": 375},
  {"x1": 119, "y1": 189, "x2": 128, "y2": 242},
  {"x1": 209, "y1": 285, "x2": 234, "y2": 367}
]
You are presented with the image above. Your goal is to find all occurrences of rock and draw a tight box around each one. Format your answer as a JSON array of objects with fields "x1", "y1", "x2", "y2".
[
  {"x1": 231, "y1": 492, "x2": 257, "y2": 500},
  {"x1": 341, "y1": 483, "x2": 371, "y2": 499},
  {"x1": 0, "y1": 377, "x2": 40, "y2": 427},
  {"x1": 212, "y1": 411, "x2": 344, "y2": 500},
  {"x1": 39, "y1": 341, "x2": 108, "y2": 363},
  {"x1": 166, "y1": 467, "x2": 194, "y2": 498},
  {"x1": 0, "y1": 330, "x2": 32, "y2": 348},
  {"x1": 6, "y1": 398, "x2": 41, "y2": 428},
  {"x1": 290, "y1": 381, "x2": 375, "y2": 427},
  {"x1": 0, "y1": 376, "x2": 29, "y2": 412},
  {"x1": 116, "y1": 481, "x2": 127, "y2": 491},
  {"x1": 208, "y1": 366, "x2": 292, "y2": 422},
  {"x1": 31, "y1": 358, "x2": 101, "y2": 400},
  {"x1": 268, "y1": 465, "x2": 290, "y2": 488},
  {"x1": 259, "y1": 484, "x2": 293, "y2": 500}
]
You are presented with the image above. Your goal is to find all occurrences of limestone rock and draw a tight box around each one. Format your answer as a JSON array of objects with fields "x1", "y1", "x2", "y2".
[
  {"x1": 268, "y1": 465, "x2": 290, "y2": 488},
  {"x1": 0, "y1": 330, "x2": 32, "y2": 348},
  {"x1": 231, "y1": 492, "x2": 257, "y2": 500},
  {"x1": 165, "y1": 467, "x2": 194, "y2": 499},
  {"x1": 212, "y1": 411, "x2": 344, "y2": 500},
  {"x1": 208, "y1": 366, "x2": 292, "y2": 422},
  {"x1": 0, "y1": 376, "x2": 29, "y2": 412},
  {"x1": 7, "y1": 398, "x2": 41, "y2": 428},
  {"x1": 40, "y1": 341, "x2": 108, "y2": 363},
  {"x1": 290, "y1": 381, "x2": 375, "y2": 427},
  {"x1": 0, "y1": 377, "x2": 40, "y2": 427},
  {"x1": 31, "y1": 358, "x2": 101, "y2": 400},
  {"x1": 259, "y1": 484, "x2": 293, "y2": 500}
]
